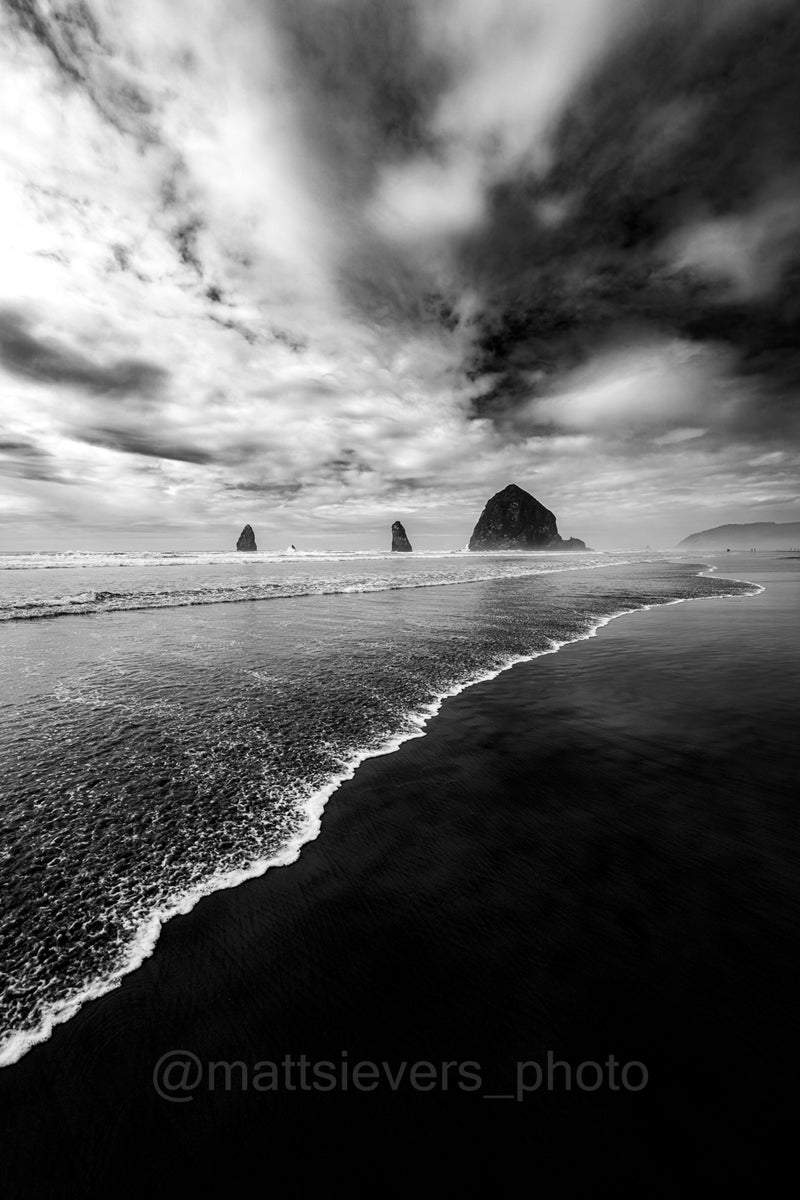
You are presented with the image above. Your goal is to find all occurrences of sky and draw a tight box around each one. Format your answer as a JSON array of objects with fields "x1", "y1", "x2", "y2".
[{"x1": 0, "y1": 0, "x2": 798, "y2": 551}]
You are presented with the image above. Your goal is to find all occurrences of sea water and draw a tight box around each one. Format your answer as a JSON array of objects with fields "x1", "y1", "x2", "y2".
[{"x1": 0, "y1": 550, "x2": 755, "y2": 1065}]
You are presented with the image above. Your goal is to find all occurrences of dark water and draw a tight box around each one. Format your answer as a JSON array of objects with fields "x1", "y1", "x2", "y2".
[{"x1": 0, "y1": 553, "x2": 753, "y2": 1066}]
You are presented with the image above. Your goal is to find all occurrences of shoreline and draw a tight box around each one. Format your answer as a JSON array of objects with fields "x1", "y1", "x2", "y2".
[{"x1": 0, "y1": 560, "x2": 762, "y2": 1071}]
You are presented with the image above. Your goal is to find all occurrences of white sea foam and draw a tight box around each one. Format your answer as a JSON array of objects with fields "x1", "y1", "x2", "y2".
[
  {"x1": 0, "y1": 547, "x2": 668, "y2": 571},
  {"x1": 0, "y1": 565, "x2": 763, "y2": 1070},
  {"x1": 0, "y1": 551, "x2": 656, "y2": 620}
]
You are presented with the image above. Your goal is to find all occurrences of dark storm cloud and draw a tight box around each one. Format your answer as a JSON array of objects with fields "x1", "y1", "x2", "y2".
[
  {"x1": 171, "y1": 217, "x2": 204, "y2": 276},
  {"x1": 268, "y1": 0, "x2": 453, "y2": 324},
  {"x1": 460, "y1": 1, "x2": 800, "y2": 435},
  {"x1": 324, "y1": 449, "x2": 374, "y2": 475},
  {"x1": 271, "y1": 0, "x2": 445, "y2": 192},
  {"x1": 75, "y1": 428, "x2": 213, "y2": 465},
  {"x1": 0, "y1": 439, "x2": 43, "y2": 453},
  {"x1": 2, "y1": 0, "x2": 99, "y2": 87},
  {"x1": 223, "y1": 481, "x2": 303, "y2": 498},
  {"x1": 0, "y1": 438, "x2": 72, "y2": 483},
  {"x1": 0, "y1": 309, "x2": 168, "y2": 397},
  {"x1": 208, "y1": 315, "x2": 259, "y2": 345},
  {"x1": 3, "y1": 0, "x2": 156, "y2": 138},
  {"x1": 207, "y1": 314, "x2": 307, "y2": 351}
]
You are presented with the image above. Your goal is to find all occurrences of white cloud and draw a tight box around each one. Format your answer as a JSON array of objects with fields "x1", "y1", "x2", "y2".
[
  {"x1": 525, "y1": 339, "x2": 736, "y2": 435},
  {"x1": 444, "y1": 1, "x2": 636, "y2": 150},
  {"x1": 368, "y1": 151, "x2": 486, "y2": 243},
  {"x1": 666, "y1": 184, "x2": 800, "y2": 299},
  {"x1": 363, "y1": 0, "x2": 646, "y2": 245}
]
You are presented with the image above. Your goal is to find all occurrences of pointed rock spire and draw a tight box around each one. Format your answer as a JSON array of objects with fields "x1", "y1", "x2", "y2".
[
  {"x1": 391, "y1": 521, "x2": 413, "y2": 552},
  {"x1": 236, "y1": 524, "x2": 257, "y2": 551}
]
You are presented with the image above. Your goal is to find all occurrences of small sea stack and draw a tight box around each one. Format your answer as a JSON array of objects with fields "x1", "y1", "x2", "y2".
[
  {"x1": 236, "y1": 524, "x2": 257, "y2": 551},
  {"x1": 468, "y1": 484, "x2": 586, "y2": 551},
  {"x1": 391, "y1": 521, "x2": 413, "y2": 552}
]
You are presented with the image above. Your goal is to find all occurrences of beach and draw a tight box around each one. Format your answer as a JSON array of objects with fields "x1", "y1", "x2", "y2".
[{"x1": 1, "y1": 552, "x2": 797, "y2": 1195}]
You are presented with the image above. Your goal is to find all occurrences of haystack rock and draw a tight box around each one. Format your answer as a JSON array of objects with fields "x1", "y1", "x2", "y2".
[
  {"x1": 391, "y1": 521, "x2": 413, "y2": 552},
  {"x1": 468, "y1": 484, "x2": 586, "y2": 551},
  {"x1": 236, "y1": 524, "x2": 257, "y2": 551}
]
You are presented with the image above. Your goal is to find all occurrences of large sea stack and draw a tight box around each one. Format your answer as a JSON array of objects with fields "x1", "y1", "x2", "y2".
[
  {"x1": 236, "y1": 524, "x2": 257, "y2": 551},
  {"x1": 468, "y1": 484, "x2": 586, "y2": 551},
  {"x1": 391, "y1": 521, "x2": 413, "y2": 552}
]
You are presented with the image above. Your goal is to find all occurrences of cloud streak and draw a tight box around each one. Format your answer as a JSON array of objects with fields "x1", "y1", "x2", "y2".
[{"x1": 0, "y1": 307, "x2": 167, "y2": 396}]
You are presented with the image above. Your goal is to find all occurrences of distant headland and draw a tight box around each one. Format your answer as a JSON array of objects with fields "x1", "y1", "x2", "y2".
[{"x1": 677, "y1": 521, "x2": 800, "y2": 550}]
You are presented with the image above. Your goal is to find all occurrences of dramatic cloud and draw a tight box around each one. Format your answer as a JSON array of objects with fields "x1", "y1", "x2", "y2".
[
  {"x1": 0, "y1": 306, "x2": 167, "y2": 395},
  {"x1": 0, "y1": 0, "x2": 798, "y2": 548}
]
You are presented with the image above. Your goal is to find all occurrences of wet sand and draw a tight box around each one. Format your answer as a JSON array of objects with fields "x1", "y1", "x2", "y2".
[{"x1": 1, "y1": 553, "x2": 797, "y2": 1196}]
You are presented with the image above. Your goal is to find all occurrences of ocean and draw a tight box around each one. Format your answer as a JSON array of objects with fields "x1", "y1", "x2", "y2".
[{"x1": 0, "y1": 550, "x2": 756, "y2": 1068}]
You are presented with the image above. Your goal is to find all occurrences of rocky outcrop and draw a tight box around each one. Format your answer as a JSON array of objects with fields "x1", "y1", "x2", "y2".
[
  {"x1": 468, "y1": 484, "x2": 586, "y2": 551},
  {"x1": 236, "y1": 524, "x2": 257, "y2": 551},
  {"x1": 391, "y1": 521, "x2": 413, "y2": 552}
]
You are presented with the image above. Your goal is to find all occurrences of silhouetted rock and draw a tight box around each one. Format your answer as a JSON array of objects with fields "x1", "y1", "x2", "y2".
[
  {"x1": 391, "y1": 521, "x2": 413, "y2": 552},
  {"x1": 468, "y1": 484, "x2": 586, "y2": 551},
  {"x1": 236, "y1": 524, "x2": 257, "y2": 551}
]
